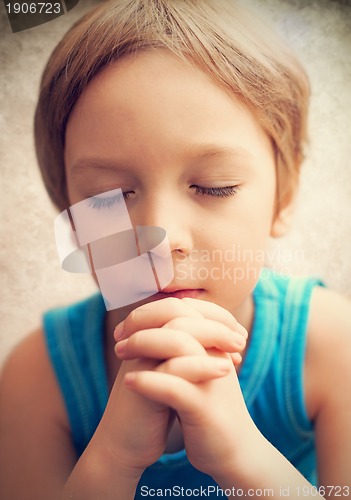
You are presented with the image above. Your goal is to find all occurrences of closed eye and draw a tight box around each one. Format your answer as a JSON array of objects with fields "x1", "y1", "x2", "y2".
[
  {"x1": 191, "y1": 185, "x2": 239, "y2": 197},
  {"x1": 88, "y1": 190, "x2": 133, "y2": 209}
]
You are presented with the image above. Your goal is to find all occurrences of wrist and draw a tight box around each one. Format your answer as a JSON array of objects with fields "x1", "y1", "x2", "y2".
[
  {"x1": 211, "y1": 420, "x2": 263, "y2": 488},
  {"x1": 63, "y1": 440, "x2": 144, "y2": 500},
  {"x1": 89, "y1": 431, "x2": 146, "y2": 483},
  {"x1": 213, "y1": 429, "x2": 322, "y2": 500}
]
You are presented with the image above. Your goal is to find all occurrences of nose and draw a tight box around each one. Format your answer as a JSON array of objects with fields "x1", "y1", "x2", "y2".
[{"x1": 131, "y1": 192, "x2": 193, "y2": 256}]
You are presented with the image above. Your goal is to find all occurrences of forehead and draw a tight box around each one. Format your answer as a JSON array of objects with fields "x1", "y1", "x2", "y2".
[
  {"x1": 64, "y1": 50, "x2": 273, "y2": 175},
  {"x1": 67, "y1": 50, "x2": 243, "y2": 131}
]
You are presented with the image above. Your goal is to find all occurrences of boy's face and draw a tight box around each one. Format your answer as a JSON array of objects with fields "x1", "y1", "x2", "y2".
[{"x1": 64, "y1": 50, "x2": 277, "y2": 324}]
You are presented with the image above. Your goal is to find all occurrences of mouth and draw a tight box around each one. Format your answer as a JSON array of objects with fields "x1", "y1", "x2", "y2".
[{"x1": 154, "y1": 288, "x2": 205, "y2": 300}]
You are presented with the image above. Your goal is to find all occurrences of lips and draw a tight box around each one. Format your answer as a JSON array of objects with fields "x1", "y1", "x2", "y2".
[{"x1": 156, "y1": 288, "x2": 204, "y2": 300}]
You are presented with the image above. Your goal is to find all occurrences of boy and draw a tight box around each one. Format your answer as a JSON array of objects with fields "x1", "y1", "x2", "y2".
[{"x1": 1, "y1": 1, "x2": 350, "y2": 498}]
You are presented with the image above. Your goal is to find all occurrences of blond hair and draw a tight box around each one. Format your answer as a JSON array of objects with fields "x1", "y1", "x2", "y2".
[{"x1": 34, "y1": 0, "x2": 310, "y2": 211}]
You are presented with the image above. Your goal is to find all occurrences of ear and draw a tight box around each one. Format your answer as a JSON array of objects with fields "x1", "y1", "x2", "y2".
[{"x1": 270, "y1": 186, "x2": 297, "y2": 238}]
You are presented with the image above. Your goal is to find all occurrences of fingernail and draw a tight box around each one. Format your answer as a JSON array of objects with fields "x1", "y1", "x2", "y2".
[
  {"x1": 114, "y1": 321, "x2": 125, "y2": 340},
  {"x1": 236, "y1": 335, "x2": 246, "y2": 347},
  {"x1": 217, "y1": 360, "x2": 231, "y2": 373},
  {"x1": 231, "y1": 353, "x2": 242, "y2": 365},
  {"x1": 124, "y1": 372, "x2": 137, "y2": 385},
  {"x1": 115, "y1": 338, "x2": 128, "y2": 355},
  {"x1": 237, "y1": 323, "x2": 248, "y2": 339}
]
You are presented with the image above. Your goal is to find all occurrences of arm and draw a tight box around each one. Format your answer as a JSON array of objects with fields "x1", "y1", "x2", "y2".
[
  {"x1": 305, "y1": 287, "x2": 351, "y2": 496},
  {"x1": 0, "y1": 330, "x2": 77, "y2": 500},
  {"x1": 119, "y1": 296, "x2": 351, "y2": 499},
  {"x1": 0, "y1": 299, "x2": 239, "y2": 499},
  {"x1": 61, "y1": 354, "x2": 174, "y2": 499},
  {"x1": 61, "y1": 443, "x2": 142, "y2": 500},
  {"x1": 0, "y1": 331, "x2": 163, "y2": 500},
  {"x1": 217, "y1": 288, "x2": 351, "y2": 499},
  {"x1": 122, "y1": 351, "x2": 328, "y2": 500}
]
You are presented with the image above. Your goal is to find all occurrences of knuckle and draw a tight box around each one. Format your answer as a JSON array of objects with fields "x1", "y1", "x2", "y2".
[
  {"x1": 163, "y1": 297, "x2": 185, "y2": 314},
  {"x1": 164, "y1": 317, "x2": 185, "y2": 330},
  {"x1": 172, "y1": 339, "x2": 193, "y2": 357},
  {"x1": 128, "y1": 307, "x2": 140, "y2": 324},
  {"x1": 158, "y1": 357, "x2": 177, "y2": 374},
  {"x1": 221, "y1": 310, "x2": 238, "y2": 330},
  {"x1": 128, "y1": 309, "x2": 137, "y2": 322},
  {"x1": 123, "y1": 310, "x2": 138, "y2": 335},
  {"x1": 221, "y1": 322, "x2": 236, "y2": 336},
  {"x1": 127, "y1": 302, "x2": 153, "y2": 324},
  {"x1": 127, "y1": 330, "x2": 142, "y2": 349},
  {"x1": 164, "y1": 297, "x2": 180, "y2": 305}
]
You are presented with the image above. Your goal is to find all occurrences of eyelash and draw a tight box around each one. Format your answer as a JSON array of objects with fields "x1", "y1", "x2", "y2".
[
  {"x1": 191, "y1": 185, "x2": 239, "y2": 197},
  {"x1": 88, "y1": 192, "x2": 126, "y2": 209}
]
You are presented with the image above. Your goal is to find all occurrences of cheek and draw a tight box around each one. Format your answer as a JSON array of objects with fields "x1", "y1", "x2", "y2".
[
  {"x1": 236, "y1": 178, "x2": 276, "y2": 237},
  {"x1": 204, "y1": 182, "x2": 276, "y2": 285}
]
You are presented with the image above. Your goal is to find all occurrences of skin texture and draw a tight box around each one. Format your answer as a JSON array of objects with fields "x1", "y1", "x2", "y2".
[{"x1": 1, "y1": 50, "x2": 351, "y2": 500}]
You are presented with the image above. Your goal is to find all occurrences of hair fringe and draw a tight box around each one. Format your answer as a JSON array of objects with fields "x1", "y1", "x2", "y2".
[{"x1": 35, "y1": 0, "x2": 310, "y2": 211}]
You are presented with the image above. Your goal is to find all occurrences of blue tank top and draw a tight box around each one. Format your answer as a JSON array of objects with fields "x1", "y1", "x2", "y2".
[{"x1": 43, "y1": 270, "x2": 323, "y2": 496}]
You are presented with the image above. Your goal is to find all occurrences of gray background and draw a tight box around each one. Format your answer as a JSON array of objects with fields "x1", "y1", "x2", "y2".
[{"x1": 1, "y1": 0, "x2": 350, "y2": 366}]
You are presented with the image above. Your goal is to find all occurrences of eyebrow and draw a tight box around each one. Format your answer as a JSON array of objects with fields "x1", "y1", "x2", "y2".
[
  {"x1": 70, "y1": 158, "x2": 129, "y2": 176},
  {"x1": 70, "y1": 144, "x2": 254, "y2": 175},
  {"x1": 185, "y1": 143, "x2": 255, "y2": 162}
]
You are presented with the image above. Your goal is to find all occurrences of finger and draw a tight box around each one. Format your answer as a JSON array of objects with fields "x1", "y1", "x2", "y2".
[
  {"x1": 115, "y1": 328, "x2": 207, "y2": 360},
  {"x1": 156, "y1": 355, "x2": 232, "y2": 383},
  {"x1": 124, "y1": 370, "x2": 202, "y2": 415},
  {"x1": 114, "y1": 297, "x2": 203, "y2": 341},
  {"x1": 163, "y1": 317, "x2": 246, "y2": 353},
  {"x1": 229, "y1": 352, "x2": 243, "y2": 366},
  {"x1": 180, "y1": 298, "x2": 248, "y2": 338}
]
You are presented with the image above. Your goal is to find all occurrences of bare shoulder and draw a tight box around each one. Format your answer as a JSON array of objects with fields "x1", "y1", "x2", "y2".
[
  {"x1": 1, "y1": 328, "x2": 68, "y2": 423},
  {"x1": 0, "y1": 328, "x2": 76, "y2": 498},
  {"x1": 309, "y1": 285, "x2": 351, "y2": 333},
  {"x1": 305, "y1": 286, "x2": 351, "y2": 417},
  {"x1": 304, "y1": 286, "x2": 351, "y2": 484}
]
